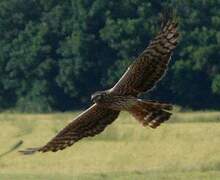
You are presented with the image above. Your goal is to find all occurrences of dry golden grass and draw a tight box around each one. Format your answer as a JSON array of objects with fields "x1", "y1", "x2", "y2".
[{"x1": 0, "y1": 111, "x2": 220, "y2": 179}]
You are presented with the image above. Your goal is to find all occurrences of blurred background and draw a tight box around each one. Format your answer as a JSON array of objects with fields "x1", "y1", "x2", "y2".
[
  {"x1": 0, "y1": 0, "x2": 220, "y2": 112},
  {"x1": 1, "y1": 1, "x2": 220, "y2": 180}
]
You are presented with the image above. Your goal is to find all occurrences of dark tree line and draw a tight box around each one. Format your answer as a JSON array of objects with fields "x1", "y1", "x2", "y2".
[{"x1": 0, "y1": 0, "x2": 220, "y2": 112}]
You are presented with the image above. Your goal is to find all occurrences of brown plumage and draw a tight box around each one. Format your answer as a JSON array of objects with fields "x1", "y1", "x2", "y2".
[
  {"x1": 110, "y1": 20, "x2": 178, "y2": 96},
  {"x1": 19, "y1": 17, "x2": 179, "y2": 155},
  {"x1": 20, "y1": 105, "x2": 119, "y2": 154},
  {"x1": 129, "y1": 100, "x2": 173, "y2": 128}
]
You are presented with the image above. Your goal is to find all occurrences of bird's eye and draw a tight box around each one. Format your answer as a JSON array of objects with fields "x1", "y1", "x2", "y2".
[{"x1": 97, "y1": 95, "x2": 102, "y2": 100}]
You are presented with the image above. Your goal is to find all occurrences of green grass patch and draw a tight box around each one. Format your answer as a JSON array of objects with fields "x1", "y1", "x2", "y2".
[{"x1": 0, "y1": 111, "x2": 220, "y2": 179}]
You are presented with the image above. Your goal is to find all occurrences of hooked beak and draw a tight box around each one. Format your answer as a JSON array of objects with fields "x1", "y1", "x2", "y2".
[{"x1": 91, "y1": 94, "x2": 95, "y2": 102}]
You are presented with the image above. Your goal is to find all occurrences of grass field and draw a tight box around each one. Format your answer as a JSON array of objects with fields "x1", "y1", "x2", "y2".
[{"x1": 0, "y1": 111, "x2": 220, "y2": 179}]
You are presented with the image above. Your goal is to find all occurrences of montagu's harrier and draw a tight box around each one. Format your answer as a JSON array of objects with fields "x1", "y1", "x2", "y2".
[{"x1": 20, "y1": 18, "x2": 179, "y2": 154}]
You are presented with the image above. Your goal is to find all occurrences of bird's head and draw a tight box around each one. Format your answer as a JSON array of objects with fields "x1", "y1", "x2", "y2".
[{"x1": 91, "y1": 91, "x2": 107, "y2": 103}]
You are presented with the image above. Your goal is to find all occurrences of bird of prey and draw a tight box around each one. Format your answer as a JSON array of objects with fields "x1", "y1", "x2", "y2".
[{"x1": 19, "y1": 18, "x2": 179, "y2": 155}]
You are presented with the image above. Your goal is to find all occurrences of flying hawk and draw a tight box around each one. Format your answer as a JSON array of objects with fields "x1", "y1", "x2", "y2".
[{"x1": 20, "y1": 18, "x2": 179, "y2": 155}]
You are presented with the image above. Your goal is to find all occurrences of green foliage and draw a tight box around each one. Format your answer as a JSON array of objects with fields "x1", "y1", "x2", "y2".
[
  {"x1": 212, "y1": 75, "x2": 220, "y2": 94},
  {"x1": 0, "y1": 0, "x2": 220, "y2": 111}
]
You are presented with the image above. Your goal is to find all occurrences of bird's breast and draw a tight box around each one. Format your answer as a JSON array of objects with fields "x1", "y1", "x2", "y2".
[{"x1": 98, "y1": 95, "x2": 137, "y2": 111}]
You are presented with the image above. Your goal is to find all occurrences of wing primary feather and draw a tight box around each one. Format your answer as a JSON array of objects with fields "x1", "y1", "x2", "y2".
[
  {"x1": 19, "y1": 105, "x2": 120, "y2": 154},
  {"x1": 110, "y1": 17, "x2": 179, "y2": 96}
]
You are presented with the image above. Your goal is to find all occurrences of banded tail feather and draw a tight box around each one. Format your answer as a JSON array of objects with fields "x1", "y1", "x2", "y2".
[{"x1": 129, "y1": 100, "x2": 172, "y2": 128}]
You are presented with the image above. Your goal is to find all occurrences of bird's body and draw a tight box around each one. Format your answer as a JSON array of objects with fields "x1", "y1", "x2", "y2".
[
  {"x1": 92, "y1": 91, "x2": 137, "y2": 110},
  {"x1": 19, "y1": 16, "x2": 179, "y2": 155},
  {"x1": 92, "y1": 91, "x2": 172, "y2": 128}
]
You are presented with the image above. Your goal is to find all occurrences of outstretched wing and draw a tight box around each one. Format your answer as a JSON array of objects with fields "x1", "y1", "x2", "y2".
[
  {"x1": 110, "y1": 20, "x2": 179, "y2": 96},
  {"x1": 19, "y1": 104, "x2": 119, "y2": 154}
]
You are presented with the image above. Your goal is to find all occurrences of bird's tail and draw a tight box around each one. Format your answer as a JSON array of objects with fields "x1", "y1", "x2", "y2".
[{"x1": 128, "y1": 100, "x2": 173, "y2": 128}]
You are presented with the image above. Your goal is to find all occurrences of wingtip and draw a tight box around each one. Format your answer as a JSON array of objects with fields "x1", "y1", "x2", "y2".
[
  {"x1": 18, "y1": 147, "x2": 41, "y2": 155},
  {"x1": 160, "y1": 8, "x2": 179, "y2": 29}
]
